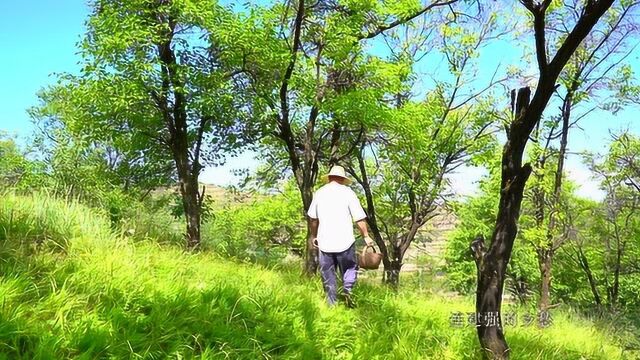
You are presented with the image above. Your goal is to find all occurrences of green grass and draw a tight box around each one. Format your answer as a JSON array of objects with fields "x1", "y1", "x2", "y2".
[{"x1": 0, "y1": 193, "x2": 633, "y2": 359}]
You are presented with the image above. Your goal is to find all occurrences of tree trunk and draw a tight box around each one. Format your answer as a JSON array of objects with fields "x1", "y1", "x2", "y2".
[
  {"x1": 474, "y1": 238, "x2": 511, "y2": 360},
  {"x1": 170, "y1": 114, "x2": 202, "y2": 248},
  {"x1": 532, "y1": 158, "x2": 548, "y2": 309},
  {"x1": 470, "y1": 2, "x2": 616, "y2": 356},
  {"x1": 577, "y1": 248, "x2": 602, "y2": 306},
  {"x1": 273, "y1": 0, "x2": 319, "y2": 274},
  {"x1": 156, "y1": 18, "x2": 204, "y2": 249},
  {"x1": 180, "y1": 176, "x2": 201, "y2": 249},
  {"x1": 471, "y1": 87, "x2": 534, "y2": 360},
  {"x1": 383, "y1": 246, "x2": 403, "y2": 288},
  {"x1": 302, "y1": 185, "x2": 319, "y2": 275},
  {"x1": 305, "y1": 221, "x2": 318, "y2": 274},
  {"x1": 173, "y1": 139, "x2": 203, "y2": 248},
  {"x1": 538, "y1": 91, "x2": 571, "y2": 310},
  {"x1": 349, "y1": 143, "x2": 392, "y2": 278},
  {"x1": 610, "y1": 243, "x2": 622, "y2": 307},
  {"x1": 538, "y1": 248, "x2": 553, "y2": 311}
]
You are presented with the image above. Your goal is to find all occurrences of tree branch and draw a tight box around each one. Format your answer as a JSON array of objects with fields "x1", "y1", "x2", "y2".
[{"x1": 358, "y1": 0, "x2": 458, "y2": 40}]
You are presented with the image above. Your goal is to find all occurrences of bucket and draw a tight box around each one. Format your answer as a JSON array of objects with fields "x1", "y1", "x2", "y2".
[{"x1": 358, "y1": 245, "x2": 382, "y2": 270}]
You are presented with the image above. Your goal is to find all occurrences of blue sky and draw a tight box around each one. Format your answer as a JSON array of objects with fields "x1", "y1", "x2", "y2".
[
  {"x1": 1, "y1": 1, "x2": 638, "y2": 199},
  {"x1": 0, "y1": 1, "x2": 89, "y2": 136}
]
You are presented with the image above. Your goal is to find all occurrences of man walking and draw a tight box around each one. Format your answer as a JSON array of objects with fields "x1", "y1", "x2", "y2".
[{"x1": 307, "y1": 165, "x2": 374, "y2": 306}]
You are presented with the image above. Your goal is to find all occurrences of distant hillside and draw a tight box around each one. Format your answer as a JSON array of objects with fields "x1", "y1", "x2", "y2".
[{"x1": 153, "y1": 183, "x2": 254, "y2": 209}]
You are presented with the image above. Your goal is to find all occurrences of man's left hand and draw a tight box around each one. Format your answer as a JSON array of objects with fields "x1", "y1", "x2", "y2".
[{"x1": 364, "y1": 236, "x2": 375, "y2": 247}]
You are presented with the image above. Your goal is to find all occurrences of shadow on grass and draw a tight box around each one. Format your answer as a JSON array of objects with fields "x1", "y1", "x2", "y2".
[{"x1": 66, "y1": 277, "x2": 325, "y2": 358}]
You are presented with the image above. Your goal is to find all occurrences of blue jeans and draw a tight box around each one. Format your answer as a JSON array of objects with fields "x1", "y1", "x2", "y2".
[{"x1": 319, "y1": 243, "x2": 358, "y2": 305}]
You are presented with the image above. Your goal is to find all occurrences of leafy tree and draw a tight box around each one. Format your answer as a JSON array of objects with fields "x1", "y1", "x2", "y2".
[
  {"x1": 446, "y1": 146, "x2": 582, "y2": 304},
  {"x1": 0, "y1": 134, "x2": 27, "y2": 187},
  {"x1": 579, "y1": 133, "x2": 640, "y2": 308},
  {"x1": 555, "y1": 194, "x2": 640, "y2": 309},
  {"x1": 343, "y1": 4, "x2": 505, "y2": 287},
  {"x1": 602, "y1": 132, "x2": 640, "y2": 193},
  {"x1": 348, "y1": 99, "x2": 498, "y2": 287},
  {"x1": 549, "y1": 134, "x2": 640, "y2": 313},
  {"x1": 469, "y1": 0, "x2": 619, "y2": 357},
  {"x1": 549, "y1": 196, "x2": 602, "y2": 305},
  {"x1": 446, "y1": 154, "x2": 540, "y2": 302},
  {"x1": 0, "y1": 133, "x2": 45, "y2": 189},
  {"x1": 526, "y1": 0, "x2": 640, "y2": 311},
  {"x1": 33, "y1": 0, "x2": 251, "y2": 247},
  {"x1": 0, "y1": 126, "x2": 167, "y2": 227},
  {"x1": 234, "y1": 0, "x2": 467, "y2": 274},
  {"x1": 30, "y1": 100, "x2": 174, "y2": 206}
]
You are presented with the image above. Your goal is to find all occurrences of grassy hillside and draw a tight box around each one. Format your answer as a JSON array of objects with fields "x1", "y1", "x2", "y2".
[{"x1": 0, "y1": 193, "x2": 631, "y2": 359}]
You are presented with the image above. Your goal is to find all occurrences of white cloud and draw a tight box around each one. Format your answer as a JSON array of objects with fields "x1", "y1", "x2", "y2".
[
  {"x1": 447, "y1": 165, "x2": 488, "y2": 198},
  {"x1": 565, "y1": 161, "x2": 605, "y2": 201}
]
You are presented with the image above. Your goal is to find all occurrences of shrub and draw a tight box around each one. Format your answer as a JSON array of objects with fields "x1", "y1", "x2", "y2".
[
  {"x1": 444, "y1": 181, "x2": 539, "y2": 300},
  {"x1": 202, "y1": 186, "x2": 305, "y2": 264},
  {"x1": 116, "y1": 194, "x2": 185, "y2": 245}
]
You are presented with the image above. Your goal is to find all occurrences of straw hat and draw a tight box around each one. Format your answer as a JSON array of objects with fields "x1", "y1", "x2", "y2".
[{"x1": 323, "y1": 165, "x2": 352, "y2": 185}]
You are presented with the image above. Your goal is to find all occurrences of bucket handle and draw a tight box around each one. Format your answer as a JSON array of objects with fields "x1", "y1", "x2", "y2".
[{"x1": 361, "y1": 245, "x2": 378, "y2": 256}]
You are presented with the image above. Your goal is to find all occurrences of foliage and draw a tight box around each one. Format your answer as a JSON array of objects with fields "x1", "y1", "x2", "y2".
[
  {"x1": 447, "y1": 133, "x2": 640, "y2": 314},
  {"x1": 551, "y1": 133, "x2": 640, "y2": 310},
  {"x1": 597, "y1": 132, "x2": 640, "y2": 192},
  {"x1": 369, "y1": 96, "x2": 497, "y2": 241},
  {"x1": 337, "y1": 4, "x2": 506, "y2": 285},
  {"x1": 202, "y1": 185, "x2": 305, "y2": 264},
  {"x1": 590, "y1": 134, "x2": 640, "y2": 308},
  {"x1": 444, "y1": 156, "x2": 539, "y2": 300},
  {"x1": 119, "y1": 194, "x2": 186, "y2": 246},
  {"x1": 30, "y1": 0, "x2": 255, "y2": 246},
  {"x1": 0, "y1": 134, "x2": 45, "y2": 190},
  {"x1": 546, "y1": 0, "x2": 640, "y2": 113},
  {"x1": 30, "y1": 99, "x2": 175, "y2": 199},
  {"x1": 0, "y1": 131, "x2": 178, "y2": 238},
  {"x1": 2, "y1": 0, "x2": 639, "y2": 357}
]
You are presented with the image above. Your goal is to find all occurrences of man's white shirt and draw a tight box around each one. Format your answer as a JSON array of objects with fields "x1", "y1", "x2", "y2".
[{"x1": 307, "y1": 181, "x2": 367, "y2": 253}]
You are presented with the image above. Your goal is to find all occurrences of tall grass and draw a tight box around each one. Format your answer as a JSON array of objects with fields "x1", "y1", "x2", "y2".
[
  {"x1": 118, "y1": 203, "x2": 184, "y2": 246},
  {"x1": 0, "y1": 191, "x2": 112, "y2": 253},
  {"x1": 0, "y1": 193, "x2": 632, "y2": 359}
]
